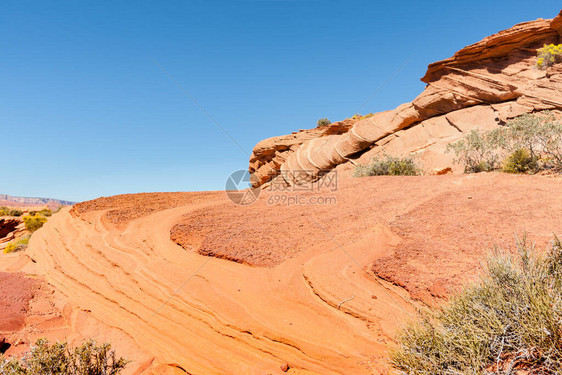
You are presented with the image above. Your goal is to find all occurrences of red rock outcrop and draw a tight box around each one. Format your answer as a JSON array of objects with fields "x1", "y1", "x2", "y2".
[
  {"x1": 249, "y1": 118, "x2": 358, "y2": 187},
  {"x1": 249, "y1": 10, "x2": 562, "y2": 186},
  {"x1": 0, "y1": 218, "x2": 26, "y2": 251}
]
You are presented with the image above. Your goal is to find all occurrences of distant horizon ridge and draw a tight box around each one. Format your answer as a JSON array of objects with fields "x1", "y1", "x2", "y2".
[{"x1": 0, "y1": 193, "x2": 75, "y2": 206}]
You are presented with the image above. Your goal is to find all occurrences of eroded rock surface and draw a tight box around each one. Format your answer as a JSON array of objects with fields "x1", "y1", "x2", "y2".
[
  {"x1": 0, "y1": 218, "x2": 26, "y2": 251},
  {"x1": 249, "y1": 11, "x2": 562, "y2": 186},
  {"x1": 26, "y1": 173, "x2": 562, "y2": 374}
]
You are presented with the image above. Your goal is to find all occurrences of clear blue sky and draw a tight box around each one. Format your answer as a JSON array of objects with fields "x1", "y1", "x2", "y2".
[{"x1": 1, "y1": 1, "x2": 560, "y2": 202}]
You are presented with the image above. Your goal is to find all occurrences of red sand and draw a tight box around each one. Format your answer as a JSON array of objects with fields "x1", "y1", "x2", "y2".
[{"x1": 0, "y1": 272, "x2": 36, "y2": 333}]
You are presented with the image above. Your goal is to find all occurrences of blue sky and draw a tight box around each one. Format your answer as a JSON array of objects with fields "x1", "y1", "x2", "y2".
[{"x1": 1, "y1": 1, "x2": 560, "y2": 202}]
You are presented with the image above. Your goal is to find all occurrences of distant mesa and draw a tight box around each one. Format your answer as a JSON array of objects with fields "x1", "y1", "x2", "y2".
[{"x1": 0, "y1": 194, "x2": 75, "y2": 208}]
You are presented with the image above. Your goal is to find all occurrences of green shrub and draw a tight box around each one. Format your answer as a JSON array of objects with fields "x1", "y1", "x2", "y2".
[
  {"x1": 537, "y1": 43, "x2": 562, "y2": 69},
  {"x1": 0, "y1": 207, "x2": 23, "y2": 217},
  {"x1": 9, "y1": 209, "x2": 23, "y2": 217},
  {"x1": 502, "y1": 112, "x2": 562, "y2": 172},
  {"x1": 353, "y1": 155, "x2": 422, "y2": 177},
  {"x1": 0, "y1": 338, "x2": 129, "y2": 375},
  {"x1": 22, "y1": 215, "x2": 47, "y2": 232},
  {"x1": 502, "y1": 148, "x2": 538, "y2": 173},
  {"x1": 38, "y1": 208, "x2": 53, "y2": 217},
  {"x1": 392, "y1": 236, "x2": 562, "y2": 374},
  {"x1": 446, "y1": 129, "x2": 503, "y2": 173},
  {"x1": 3, "y1": 236, "x2": 30, "y2": 254},
  {"x1": 447, "y1": 112, "x2": 562, "y2": 173},
  {"x1": 317, "y1": 118, "x2": 331, "y2": 127}
]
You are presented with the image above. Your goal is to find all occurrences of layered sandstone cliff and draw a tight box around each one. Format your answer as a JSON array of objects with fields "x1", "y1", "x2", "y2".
[{"x1": 249, "y1": 11, "x2": 562, "y2": 187}]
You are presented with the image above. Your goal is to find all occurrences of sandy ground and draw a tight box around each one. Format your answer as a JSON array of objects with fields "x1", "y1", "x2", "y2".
[
  {"x1": 0, "y1": 272, "x2": 36, "y2": 333},
  {"x1": 2, "y1": 172, "x2": 561, "y2": 374}
]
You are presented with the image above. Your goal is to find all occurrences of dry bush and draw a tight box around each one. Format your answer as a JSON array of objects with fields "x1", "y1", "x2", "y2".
[
  {"x1": 446, "y1": 129, "x2": 503, "y2": 173},
  {"x1": 392, "y1": 236, "x2": 562, "y2": 374},
  {"x1": 0, "y1": 339, "x2": 128, "y2": 375},
  {"x1": 447, "y1": 112, "x2": 562, "y2": 174},
  {"x1": 317, "y1": 118, "x2": 331, "y2": 127},
  {"x1": 353, "y1": 155, "x2": 422, "y2": 177}
]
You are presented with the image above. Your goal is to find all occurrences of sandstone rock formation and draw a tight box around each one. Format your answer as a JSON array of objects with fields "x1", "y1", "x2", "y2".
[
  {"x1": 249, "y1": 118, "x2": 359, "y2": 187},
  {"x1": 21, "y1": 173, "x2": 562, "y2": 374},
  {"x1": 0, "y1": 218, "x2": 26, "y2": 250},
  {"x1": 249, "y1": 11, "x2": 562, "y2": 186}
]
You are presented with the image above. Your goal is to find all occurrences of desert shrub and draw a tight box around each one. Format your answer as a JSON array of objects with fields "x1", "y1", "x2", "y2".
[
  {"x1": 353, "y1": 155, "x2": 422, "y2": 177},
  {"x1": 0, "y1": 207, "x2": 23, "y2": 217},
  {"x1": 317, "y1": 118, "x2": 331, "y2": 127},
  {"x1": 502, "y1": 148, "x2": 538, "y2": 173},
  {"x1": 38, "y1": 209, "x2": 53, "y2": 217},
  {"x1": 0, "y1": 338, "x2": 129, "y2": 375},
  {"x1": 446, "y1": 129, "x2": 503, "y2": 173},
  {"x1": 4, "y1": 242, "x2": 17, "y2": 254},
  {"x1": 3, "y1": 236, "x2": 30, "y2": 254},
  {"x1": 9, "y1": 209, "x2": 23, "y2": 217},
  {"x1": 501, "y1": 112, "x2": 562, "y2": 171},
  {"x1": 537, "y1": 43, "x2": 562, "y2": 69},
  {"x1": 447, "y1": 112, "x2": 562, "y2": 173},
  {"x1": 392, "y1": 236, "x2": 562, "y2": 374},
  {"x1": 22, "y1": 215, "x2": 47, "y2": 232}
]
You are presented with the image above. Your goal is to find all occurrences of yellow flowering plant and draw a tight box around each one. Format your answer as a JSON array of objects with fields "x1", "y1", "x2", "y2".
[{"x1": 536, "y1": 43, "x2": 562, "y2": 69}]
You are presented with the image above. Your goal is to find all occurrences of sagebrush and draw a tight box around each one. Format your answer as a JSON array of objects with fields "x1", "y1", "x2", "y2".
[
  {"x1": 353, "y1": 155, "x2": 421, "y2": 177},
  {"x1": 447, "y1": 112, "x2": 562, "y2": 173},
  {"x1": 446, "y1": 128, "x2": 503, "y2": 173},
  {"x1": 0, "y1": 339, "x2": 129, "y2": 375},
  {"x1": 317, "y1": 118, "x2": 331, "y2": 127},
  {"x1": 392, "y1": 236, "x2": 562, "y2": 374},
  {"x1": 0, "y1": 207, "x2": 23, "y2": 217}
]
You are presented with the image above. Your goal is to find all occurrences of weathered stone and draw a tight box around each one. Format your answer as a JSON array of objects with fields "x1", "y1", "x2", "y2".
[{"x1": 249, "y1": 11, "x2": 562, "y2": 187}]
